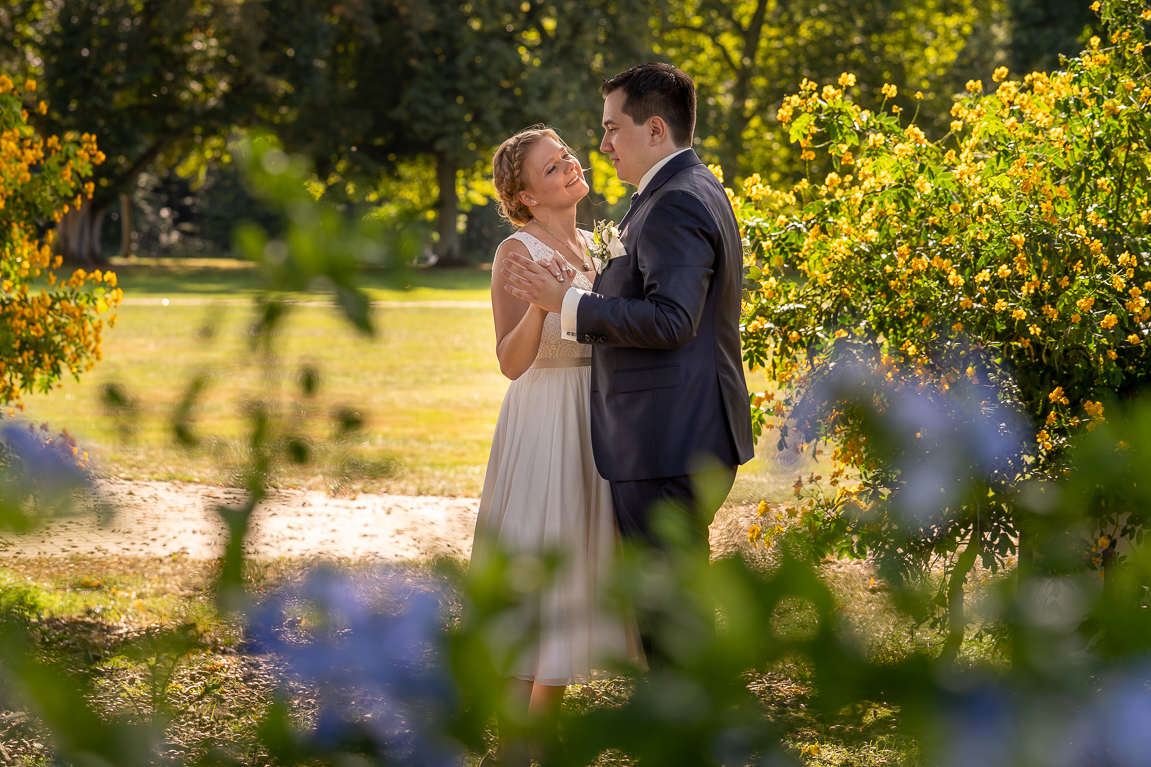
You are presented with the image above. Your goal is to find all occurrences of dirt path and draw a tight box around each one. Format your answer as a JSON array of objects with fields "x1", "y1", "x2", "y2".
[
  {"x1": 0, "y1": 479, "x2": 760, "y2": 563},
  {"x1": 0, "y1": 480, "x2": 480, "y2": 561}
]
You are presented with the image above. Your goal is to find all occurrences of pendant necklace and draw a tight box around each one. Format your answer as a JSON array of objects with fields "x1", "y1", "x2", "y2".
[{"x1": 533, "y1": 219, "x2": 590, "y2": 272}]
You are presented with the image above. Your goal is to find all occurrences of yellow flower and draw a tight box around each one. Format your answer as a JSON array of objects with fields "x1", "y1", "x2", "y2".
[
  {"x1": 1071, "y1": 312, "x2": 1082, "y2": 323},
  {"x1": 881, "y1": 83, "x2": 898, "y2": 99},
  {"x1": 747, "y1": 524, "x2": 762, "y2": 544},
  {"x1": 1012, "y1": 307, "x2": 1027, "y2": 320},
  {"x1": 966, "y1": 79, "x2": 983, "y2": 92},
  {"x1": 1049, "y1": 386, "x2": 1065, "y2": 403},
  {"x1": 993, "y1": 66, "x2": 1009, "y2": 83},
  {"x1": 994, "y1": 298, "x2": 1008, "y2": 312},
  {"x1": 825, "y1": 172, "x2": 842, "y2": 188},
  {"x1": 1029, "y1": 323, "x2": 1041, "y2": 336},
  {"x1": 1101, "y1": 313, "x2": 1118, "y2": 329},
  {"x1": 997, "y1": 264, "x2": 1012, "y2": 278},
  {"x1": 1076, "y1": 296, "x2": 1096, "y2": 312},
  {"x1": 1128, "y1": 334, "x2": 1142, "y2": 345},
  {"x1": 707, "y1": 164, "x2": 724, "y2": 183},
  {"x1": 838, "y1": 72, "x2": 856, "y2": 87}
]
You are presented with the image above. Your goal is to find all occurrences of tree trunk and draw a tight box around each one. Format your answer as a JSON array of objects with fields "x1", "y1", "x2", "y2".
[
  {"x1": 119, "y1": 192, "x2": 134, "y2": 257},
  {"x1": 433, "y1": 152, "x2": 463, "y2": 266},
  {"x1": 939, "y1": 534, "x2": 980, "y2": 665},
  {"x1": 56, "y1": 198, "x2": 108, "y2": 265}
]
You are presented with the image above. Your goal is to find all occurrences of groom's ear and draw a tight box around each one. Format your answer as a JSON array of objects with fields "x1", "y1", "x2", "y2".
[{"x1": 647, "y1": 115, "x2": 669, "y2": 146}]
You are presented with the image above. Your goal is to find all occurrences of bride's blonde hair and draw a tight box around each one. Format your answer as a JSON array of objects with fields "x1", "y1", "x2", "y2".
[{"x1": 492, "y1": 125, "x2": 570, "y2": 227}]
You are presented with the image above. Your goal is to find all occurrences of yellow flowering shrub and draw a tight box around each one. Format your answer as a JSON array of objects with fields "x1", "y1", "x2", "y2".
[
  {"x1": 736, "y1": 1, "x2": 1151, "y2": 581},
  {"x1": 0, "y1": 76, "x2": 120, "y2": 402}
]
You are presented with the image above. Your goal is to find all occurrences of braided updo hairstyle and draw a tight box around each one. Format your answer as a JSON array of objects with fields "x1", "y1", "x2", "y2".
[{"x1": 492, "y1": 126, "x2": 569, "y2": 227}]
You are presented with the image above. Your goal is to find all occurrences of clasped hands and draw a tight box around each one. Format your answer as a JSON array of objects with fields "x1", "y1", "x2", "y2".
[{"x1": 501, "y1": 250, "x2": 576, "y2": 314}]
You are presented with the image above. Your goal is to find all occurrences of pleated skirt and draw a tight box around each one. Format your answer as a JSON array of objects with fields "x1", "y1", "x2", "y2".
[{"x1": 469, "y1": 363, "x2": 645, "y2": 685}]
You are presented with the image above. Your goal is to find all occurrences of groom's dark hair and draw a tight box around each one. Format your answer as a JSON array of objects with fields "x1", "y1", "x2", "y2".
[{"x1": 602, "y1": 63, "x2": 696, "y2": 148}]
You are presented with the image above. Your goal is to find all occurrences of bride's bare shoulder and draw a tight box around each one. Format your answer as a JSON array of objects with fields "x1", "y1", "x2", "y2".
[{"x1": 494, "y1": 232, "x2": 534, "y2": 266}]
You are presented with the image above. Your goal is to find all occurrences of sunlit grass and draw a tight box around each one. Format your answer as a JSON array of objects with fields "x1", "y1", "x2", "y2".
[{"x1": 20, "y1": 260, "x2": 811, "y2": 500}]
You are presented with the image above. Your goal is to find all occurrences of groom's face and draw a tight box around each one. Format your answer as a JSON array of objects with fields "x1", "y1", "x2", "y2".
[{"x1": 600, "y1": 90, "x2": 651, "y2": 187}]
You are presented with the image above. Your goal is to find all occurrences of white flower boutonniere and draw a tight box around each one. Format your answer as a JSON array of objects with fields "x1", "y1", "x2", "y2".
[{"x1": 587, "y1": 219, "x2": 625, "y2": 272}]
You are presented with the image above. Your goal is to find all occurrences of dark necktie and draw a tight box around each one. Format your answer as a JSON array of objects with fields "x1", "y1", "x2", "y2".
[{"x1": 621, "y1": 191, "x2": 641, "y2": 228}]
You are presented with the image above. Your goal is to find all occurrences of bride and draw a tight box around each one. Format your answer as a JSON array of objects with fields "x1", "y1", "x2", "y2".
[{"x1": 469, "y1": 125, "x2": 644, "y2": 765}]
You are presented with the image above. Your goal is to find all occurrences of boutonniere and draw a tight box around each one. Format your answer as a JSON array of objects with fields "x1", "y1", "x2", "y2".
[{"x1": 587, "y1": 220, "x2": 625, "y2": 272}]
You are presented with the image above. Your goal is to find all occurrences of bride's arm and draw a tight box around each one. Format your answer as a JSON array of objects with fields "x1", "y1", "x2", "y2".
[{"x1": 492, "y1": 240, "x2": 563, "y2": 380}]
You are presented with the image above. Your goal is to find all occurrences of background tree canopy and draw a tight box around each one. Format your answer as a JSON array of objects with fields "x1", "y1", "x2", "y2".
[{"x1": 0, "y1": 0, "x2": 1101, "y2": 263}]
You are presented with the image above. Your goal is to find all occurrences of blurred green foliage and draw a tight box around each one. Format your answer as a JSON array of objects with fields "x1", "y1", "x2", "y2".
[{"x1": 4, "y1": 3, "x2": 1151, "y2": 767}]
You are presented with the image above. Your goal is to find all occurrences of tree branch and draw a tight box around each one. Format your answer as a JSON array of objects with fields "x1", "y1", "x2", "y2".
[
  {"x1": 740, "y1": 0, "x2": 773, "y2": 67},
  {"x1": 668, "y1": 22, "x2": 739, "y2": 75},
  {"x1": 93, "y1": 130, "x2": 186, "y2": 210}
]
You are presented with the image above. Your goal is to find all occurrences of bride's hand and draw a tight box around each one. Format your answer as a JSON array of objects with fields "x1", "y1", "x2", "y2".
[
  {"x1": 502, "y1": 251, "x2": 571, "y2": 314},
  {"x1": 539, "y1": 251, "x2": 576, "y2": 282}
]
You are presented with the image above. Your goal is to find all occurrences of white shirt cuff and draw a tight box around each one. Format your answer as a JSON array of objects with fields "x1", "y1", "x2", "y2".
[{"x1": 560, "y1": 287, "x2": 588, "y2": 342}]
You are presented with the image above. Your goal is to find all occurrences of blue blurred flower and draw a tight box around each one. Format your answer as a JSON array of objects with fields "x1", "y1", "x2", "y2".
[{"x1": 248, "y1": 566, "x2": 460, "y2": 766}]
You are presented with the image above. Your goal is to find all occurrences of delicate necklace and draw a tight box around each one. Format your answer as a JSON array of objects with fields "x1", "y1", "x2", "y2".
[{"x1": 532, "y1": 219, "x2": 590, "y2": 271}]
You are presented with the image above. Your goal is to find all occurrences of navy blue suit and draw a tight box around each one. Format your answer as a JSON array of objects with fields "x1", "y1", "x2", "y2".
[{"x1": 576, "y1": 149, "x2": 754, "y2": 554}]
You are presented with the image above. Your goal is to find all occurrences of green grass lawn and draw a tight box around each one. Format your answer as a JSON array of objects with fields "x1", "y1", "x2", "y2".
[{"x1": 20, "y1": 258, "x2": 805, "y2": 500}]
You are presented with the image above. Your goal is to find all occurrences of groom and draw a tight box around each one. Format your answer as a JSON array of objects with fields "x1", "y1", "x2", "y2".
[{"x1": 502, "y1": 62, "x2": 754, "y2": 562}]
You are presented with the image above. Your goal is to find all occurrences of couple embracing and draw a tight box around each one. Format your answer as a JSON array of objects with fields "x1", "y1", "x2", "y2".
[{"x1": 469, "y1": 62, "x2": 754, "y2": 763}]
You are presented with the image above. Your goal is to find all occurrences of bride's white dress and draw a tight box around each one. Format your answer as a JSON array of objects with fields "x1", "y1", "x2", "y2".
[{"x1": 470, "y1": 230, "x2": 645, "y2": 685}]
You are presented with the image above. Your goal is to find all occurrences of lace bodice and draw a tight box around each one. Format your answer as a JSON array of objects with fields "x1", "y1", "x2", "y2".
[{"x1": 503, "y1": 230, "x2": 599, "y2": 361}]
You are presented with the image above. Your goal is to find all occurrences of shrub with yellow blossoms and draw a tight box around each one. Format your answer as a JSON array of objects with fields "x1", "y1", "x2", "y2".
[
  {"x1": 0, "y1": 75, "x2": 120, "y2": 403},
  {"x1": 735, "y1": 0, "x2": 1151, "y2": 593}
]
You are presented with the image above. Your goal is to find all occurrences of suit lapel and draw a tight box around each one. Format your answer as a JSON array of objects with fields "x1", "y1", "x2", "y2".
[
  {"x1": 618, "y1": 149, "x2": 703, "y2": 230},
  {"x1": 598, "y1": 151, "x2": 704, "y2": 293}
]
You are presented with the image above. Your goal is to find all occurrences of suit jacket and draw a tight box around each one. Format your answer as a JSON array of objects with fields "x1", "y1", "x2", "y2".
[{"x1": 576, "y1": 149, "x2": 755, "y2": 481}]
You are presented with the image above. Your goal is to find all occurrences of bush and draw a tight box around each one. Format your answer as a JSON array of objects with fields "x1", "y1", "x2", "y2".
[
  {"x1": 735, "y1": 0, "x2": 1151, "y2": 629},
  {"x1": 0, "y1": 74, "x2": 120, "y2": 402}
]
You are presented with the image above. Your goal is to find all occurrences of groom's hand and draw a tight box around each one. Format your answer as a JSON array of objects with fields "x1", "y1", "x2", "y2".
[{"x1": 501, "y1": 251, "x2": 571, "y2": 314}]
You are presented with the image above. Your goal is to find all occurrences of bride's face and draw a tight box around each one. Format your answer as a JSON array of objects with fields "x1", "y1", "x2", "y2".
[{"x1": 519, "y1": 137, "x2": 588, "y2": 212}]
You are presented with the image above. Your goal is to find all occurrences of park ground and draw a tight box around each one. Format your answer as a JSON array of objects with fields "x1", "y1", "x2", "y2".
[{"x1": 0, "y1": 258, "x2": 955, "y2": 766}]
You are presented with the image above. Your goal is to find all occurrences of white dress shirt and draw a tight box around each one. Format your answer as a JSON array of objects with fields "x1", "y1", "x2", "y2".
[{"x1": 560, "y1": 147, "x2": 693, "y2": 341}]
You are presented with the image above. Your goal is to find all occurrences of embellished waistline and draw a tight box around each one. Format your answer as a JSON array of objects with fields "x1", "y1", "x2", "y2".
[{"x1": 530, "y1": 357, "x2": 592, "y2": 369}]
